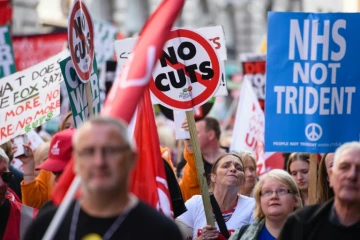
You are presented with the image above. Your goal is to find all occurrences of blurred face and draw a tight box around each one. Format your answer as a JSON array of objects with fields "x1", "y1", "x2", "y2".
[
  {"x1": 244, "y1": 157, "x2": 257, "y2": 189},
  {"x1": 325, "y1": 153, "x2": 335, "y2": 180},
  {"x1": 0, "y1": 160, "x2": 9, "y2": 204},
  {"x1": 330, "y1": 148, "x2": 360, "y2": 204},
  {"x1": 260, "y1": 178, "x2": 298, "y2": 220},
  {"x1": 211, "y1": 155, "x2": 244, "y2": 189},
  {"x1": 289, "y1": 159, "x2": 309, "y2": 191},
  {"x1": 74, "y1": 124, "x2": 136, "y2": 194},
  {"x1": 64, "y1": 117, "x2": 74, "y2": 130},
  {"x1": 196, "y1": 121, "x2": 210, "y2": 150}
]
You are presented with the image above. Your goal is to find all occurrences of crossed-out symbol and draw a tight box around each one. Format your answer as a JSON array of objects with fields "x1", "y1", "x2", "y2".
[{"x1": 305, "y1": 123, "x2": 322, "y2": 141}]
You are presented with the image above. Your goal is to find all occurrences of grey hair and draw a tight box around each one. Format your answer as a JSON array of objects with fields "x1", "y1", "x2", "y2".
[
  {"x1": 73, "y1": 116, "x2": 137, "y2": 151},
  {"x1": 334, "y1": 142, "x2": 360, "y2": 168},
  {"x1": 0, "y1": 148, "x2": 10, "y2": 166}
]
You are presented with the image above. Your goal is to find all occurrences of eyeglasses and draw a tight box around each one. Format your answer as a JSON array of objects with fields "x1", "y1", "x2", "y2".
[
  {"x1": 1, "y1": 172, "x2": 13, "y2": 184},
  {"x1": 76, "y1": 146, "x2": 130, "y2": 160},
  {"x1": 260, "y1": 188, "x2": 293, "y2": 198}
]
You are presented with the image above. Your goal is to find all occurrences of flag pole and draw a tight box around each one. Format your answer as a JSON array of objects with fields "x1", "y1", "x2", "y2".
[
  {"x1": 42, "y1": 176, "x2": 81, "y2": 240},
  {"x1": 308, "y1": 153, "x2": 318, "y2": 204},
  {"x1": 185, "y1": 110, "x2": 215, "y2": 226}
]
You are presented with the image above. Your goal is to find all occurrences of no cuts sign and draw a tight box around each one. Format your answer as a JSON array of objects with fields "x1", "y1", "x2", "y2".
[
  {"x1": 149, "y1": 29, "x2": 221, "y2": 110},
  {"x1": 68, "y1": 0, "x2": 95, "y2": 83}
]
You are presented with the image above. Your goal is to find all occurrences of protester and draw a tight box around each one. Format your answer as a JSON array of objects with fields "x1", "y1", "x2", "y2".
[
  {"x1": 180, "y1": 117, "x2": 227, "y2": 201},
  {"x1": 25, "y1": 116, "x2": 183, "y2": 239},
  {"x1": 0, "y1": 140, "x2": 23, "y2": 201},
  {"x1": 0, "y1": 148, "x2": 38, "y2": 239},
  {"x1": 238, "y1": 151, "x2": 258, "y2": 197},
  {"x1": 176, "y1": 152, "x2": 255, "y2": 239},
  {"x1": 279, "y1": 142, "x2": 360, "y2": 240},
  {"x1": 316, "y1": 153, "x2": 335, "y2": 203},
  {"x1": 286, "y1": 153, "x2": 310, "y2": 205},
  {"x1": 59, "y1": 111, "x2": 74, "y2": 131},
  {"x1": 20, "y1": 129, "x2": 75, "y2": 209},
  {"x1": 230, "y1": 169, "x2": 302, "y2": 240},
  {"x1": 33, "y1": 142, "x2": 50, "y2": 176}
]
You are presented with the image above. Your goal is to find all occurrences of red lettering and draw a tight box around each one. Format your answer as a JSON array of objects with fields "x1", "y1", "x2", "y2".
[
  {"x1": 243, "y1": 62, "x2": 266, "y2": 74},
  {"x1": 5, "y1": 110, "x2": 15, "y2": 121},
  {"x1": 33, "y1": 96, "x2": 40, "y2": 108},
  {"x1": 46, "y1": 89, "x2": 60, "y2": 103},
  {"x1": 15, "y1": 105, "x2": 24, "y2": 115},
  {"x1": 16, "y1": 119, "x2": 27, "y2": 129},
  {"x1": 209, "y1": 37, "x2": 221, "y2": 49},
  {"x1": 0, "y1": 124, "x2": 14, "y2": 139},
  {"x1": 245, "y1": 132, "x2": 257, "y2": 150},
  {"x1": 25, "y1": 116, "x2": 32, "y2": 124}
]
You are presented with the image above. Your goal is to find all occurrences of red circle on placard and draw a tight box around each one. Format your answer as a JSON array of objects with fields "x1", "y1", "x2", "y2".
[
  {"x1": 149, "y1": 29, "x2": 220, "y2": 110},
  {"x1": 68, "y1": 1, "x2": 94, "y2": 83}
]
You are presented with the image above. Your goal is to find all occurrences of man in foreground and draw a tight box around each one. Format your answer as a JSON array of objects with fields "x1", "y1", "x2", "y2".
[
  {"x1": 25, "y1": 116, "x2": 183, "y2": 239},
  {"x1": 279, "y1": 141, "x2": 360, "y2": 240}
]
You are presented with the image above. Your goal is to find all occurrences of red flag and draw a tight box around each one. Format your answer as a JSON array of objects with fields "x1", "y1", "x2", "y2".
[
  {"x1": 0, "y1": 1, "x2": 12, "y2": 25},
  {"x1": 131, "y1": 88, "x2": 173, "y2": 217},
  {"x1": 52, "y1": 0, "x2": 185, "y2": 205}
]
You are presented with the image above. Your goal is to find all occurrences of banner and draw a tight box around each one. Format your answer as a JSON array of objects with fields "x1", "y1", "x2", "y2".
[
  {"x1": 52, "y1": 0, "x2": 185, "y2": 209},
  {"x1": 230, "y1": 79, "x2": 279, "y2": 175},
  {"x1": 0, "y1": 24, "x2": 16, "y2": 77},
  {"x1": 60, "y1": 56, "x2": 101, "y2": 128},
  {"x1": 12, "y1": 32, "x2": 67, "y2": 71},
  {"x1": 240, "y1": 53, "x2": 266, "y2": 110},
  {"x1": 94, "y1": 19, "x2": 118, "y2": 69},
  {"x1": 0, "y1": 50, "x2": 69, "y2": 144},
  {"x1": 266, "y1": 12, "x2": 360, "y2": 153}
]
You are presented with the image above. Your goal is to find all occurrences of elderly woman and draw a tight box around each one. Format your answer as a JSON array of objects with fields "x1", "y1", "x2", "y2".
[
  {"x1": 238, "y1": 151, "x2": 258, "y2": 197},
  {"x1": 286, "y1": 152, "x2": 310, "y2": 205},
  {"x1": 230, "y1": 169, "x2": 302, "y2": 240},
  {"x1": 176, "y1": 153, "x2": 255, "y2": 240},
  {"x1": 316, "y1": 153, "x2": 335, "y2": 203}
]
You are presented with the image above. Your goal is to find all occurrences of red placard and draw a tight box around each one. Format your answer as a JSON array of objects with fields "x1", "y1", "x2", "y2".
[{"x1": 12, "y1": 32, "x2": 67, "y2": 71}]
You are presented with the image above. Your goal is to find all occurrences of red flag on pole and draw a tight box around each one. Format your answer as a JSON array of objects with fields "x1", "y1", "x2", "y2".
[
  {"x1": 131, "y1": 88, "x2": 173, "y2": 217},
  {"x1": 52, "y1": 0, "x2": 185, "y2": 206}
]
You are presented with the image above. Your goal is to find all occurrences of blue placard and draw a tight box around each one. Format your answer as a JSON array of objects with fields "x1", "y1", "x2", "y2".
[{"x1": 265, "y1": 12, "x2": 360, "y2": 153}]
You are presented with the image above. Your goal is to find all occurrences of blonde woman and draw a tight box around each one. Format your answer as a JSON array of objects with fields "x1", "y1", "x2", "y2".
[
  {"x1": 238, "y1": 151, "x2": 258, "y2": 197},
  {"x1": 230, "y1": 169, "x2": 303, "y2": 240}
]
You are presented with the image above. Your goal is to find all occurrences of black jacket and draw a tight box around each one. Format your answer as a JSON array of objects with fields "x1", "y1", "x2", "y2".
[{"x1": 279, "y1": 199, "x2": 360, "y2": 240}]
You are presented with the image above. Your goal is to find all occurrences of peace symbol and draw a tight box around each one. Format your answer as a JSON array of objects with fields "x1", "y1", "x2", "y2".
[{"x1": 305, "y1": 123, "x2": 322, "y2": 141}]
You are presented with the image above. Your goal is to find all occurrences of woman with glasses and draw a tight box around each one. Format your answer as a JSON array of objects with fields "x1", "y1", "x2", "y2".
[
  {"x1": 176, "y1": 153, "x2": 255, "y2": 240},
  {"x1": 230, "y1": 169, "x2": 303, "y2": 240}
]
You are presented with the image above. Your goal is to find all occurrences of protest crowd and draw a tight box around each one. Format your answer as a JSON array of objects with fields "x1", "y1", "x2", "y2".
[{"x1": 1, "y1": 0, "x2": 360, "y2": 240}]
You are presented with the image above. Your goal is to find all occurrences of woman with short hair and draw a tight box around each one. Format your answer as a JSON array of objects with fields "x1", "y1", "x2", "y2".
[{"x1": 230, "y1": 169, "x2": 303, "y2": 240}]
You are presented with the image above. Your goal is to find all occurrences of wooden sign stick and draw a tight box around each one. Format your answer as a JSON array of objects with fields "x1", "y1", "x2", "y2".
[
  {"x1": 308, "y1": 153, "x2": 318, "y2": 205},
  {"x1": 185, "y1": 110, "x2": 215, "y2": 226},
  {"x1": 85, "y1": 82, "x2": 94, "y2": 117}
]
